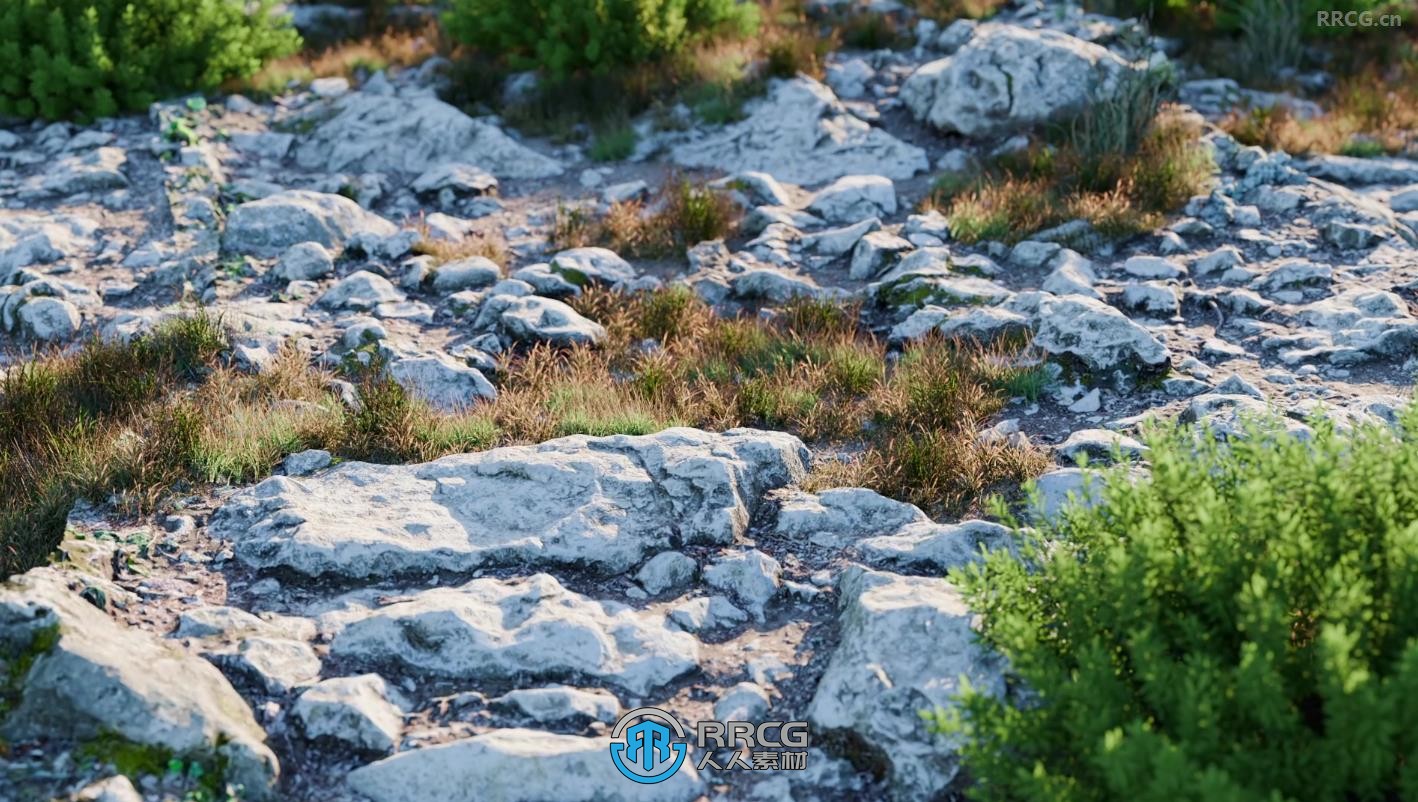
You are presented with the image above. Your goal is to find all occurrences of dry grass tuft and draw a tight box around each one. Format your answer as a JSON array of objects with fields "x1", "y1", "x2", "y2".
[
  {"x1": 242, "y1": 23, "x2": 441, "y2": 96},
  {"x1": 1223, "y1": 60, "x2": 1418, "y2": 157},
  {"x1": 928, "y1": 103, "x2": 1213, "y2": 245},
  {"x1": 1, "y1": 292, "x2": 1049, "y2": 579},
  {"x1": 408, "y1": 216, "x2": 508, "y2": 265},
  {"x1": 553, "y1": 178, "x2": 741, "y2": 260}
]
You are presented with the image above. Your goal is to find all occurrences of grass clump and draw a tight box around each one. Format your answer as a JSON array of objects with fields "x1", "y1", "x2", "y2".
[
  {"x1": 937, "y1": 410, "x2": 1418, "y2": 802},
  {"x1": 1223, "y1": 47, "x2": 1418, "y2": 157},
  {"x1": 554, "y1": 178, "x2": 741, "y2": 260},
  {"x1": 555, "y1": 288, "x2": 1048, "y2": 517},
  {"x1": 1, "y1": 291, "x2": 1047, "y2": 577},
  {"x1": 928, "y1": 75, "x2": 1213, "y2": 246},
  {"x1": 242, "y1": 23, "x2": 440, "y2": 97},
  {"x1": 0, "y1": 0, "x2": 300, "y2": 121},
  {"x1": 588, "y1": 121, "x2": 639, "y2": 162}
]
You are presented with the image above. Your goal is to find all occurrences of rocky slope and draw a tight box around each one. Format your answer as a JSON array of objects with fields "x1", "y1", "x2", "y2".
[{"x1": 1, "y1": 2, "x2": 1415, "y2": 801}]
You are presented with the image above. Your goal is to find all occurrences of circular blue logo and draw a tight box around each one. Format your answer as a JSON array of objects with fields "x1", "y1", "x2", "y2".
[{"x1": 609, "y1": 707, "x2": 690, "y2": 784}]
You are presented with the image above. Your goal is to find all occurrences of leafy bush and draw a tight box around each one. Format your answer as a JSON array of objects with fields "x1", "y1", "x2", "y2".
[
  {"x1": 444, "y1": 0, "x2": 760, "y2": 76},
  {"x1": 0, "y1": 0, "x2": 300, "y2": 121},
  {"x1": 938, "y1": 410, "x2": 1418, "y2": 801}
]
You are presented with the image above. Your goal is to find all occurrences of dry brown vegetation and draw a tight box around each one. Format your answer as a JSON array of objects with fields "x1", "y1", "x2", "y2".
[
  {"x1": 553, "y1": 179, "x2": 742, "y2": 260},
  {"x1": 241, "y1": 22, "x2": 442, "y2": 97},
  {"x1": 408, "y1": 215, "x2": 509, "y2": 265},
  {"x1": 0, "y1": 293, "x2": 1048, "y2": 578},
  {"x1": 927, "y1": 103, "x2": 1214, "y2": 245},
  {"x1": 1223, "y1": 59, "x2": 1418, "y2": 157}
]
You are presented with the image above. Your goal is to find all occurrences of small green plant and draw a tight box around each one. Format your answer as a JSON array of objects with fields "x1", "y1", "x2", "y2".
[
  {"x1": 0, "y1": 0, "x2": 300, "y2": 121},
  {"x1": 443, "y1": 0, "x2": 760, "y2": 76},
  {"x1": 937, "y1": 410, "x2": 1418, "y2": 801},
  {"x1": 589, "y1": 122, "x2": 638, "y2": 162}
]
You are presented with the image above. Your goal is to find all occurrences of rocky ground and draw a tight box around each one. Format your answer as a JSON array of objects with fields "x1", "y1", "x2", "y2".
[{"x1": 2, "y1": 2, "x2": 1416, "y2": 801}]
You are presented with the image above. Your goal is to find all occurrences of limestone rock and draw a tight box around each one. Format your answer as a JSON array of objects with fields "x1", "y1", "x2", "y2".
[
  {"x1": 291, "y1": 674, "x2": 405, "y2": 756},
  {"x1": 346, "y1": 728, "x2": 702, "y2": 802},
  {"x1": 387, "y1": 355, "x2": 497, "y2": 411},
  {"x1": 807, "y1": 567, "x2": 1004, "y2": 802},
  {"x1": 330, "y1": 573, "x2": 698, "y2": 696},
  {"x1": 671, "y1": 77, "x2": 928, "y2": 184},
  {"x1": 901, "y1": 24, "x2": 1133, "y2": 136},
  {"x1": 210, "y1": 428, "x2": 809, "y2": 579},
  {"x1": 225, "y1": 191, "x2": 396, "y2": 257},
  {"x1": 1033, "y1": 295, "x2": 1171, "y2": 379},
  {"x1": 475, "y1": 294, "x2": 607, "y2": 346},
  {"x1": 294, "y1": 93, "x2": 562, "y2": 179},
  {"x1": 0, "y1": 571, "x2": 278, "y2": 797}
]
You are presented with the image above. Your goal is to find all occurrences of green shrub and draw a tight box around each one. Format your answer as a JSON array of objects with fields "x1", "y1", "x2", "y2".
[
  {"x1": 444, "y1": 0, "x2": 760, "y2": 76},
  {"x1": 938, "y1": 410, "x2": 1418, "y2": 802},
  {"x1": 0, "y1": 0, "x2": 300, "y2": 121}
]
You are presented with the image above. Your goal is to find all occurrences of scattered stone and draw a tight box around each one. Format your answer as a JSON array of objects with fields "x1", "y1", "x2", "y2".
[
  {"x1": 476, "y1": 294, "x2": 607, "y2": 346},
  {"x1": 294, "y1": 93, "x2": 563, "y2": 179},
  {"x1": 1033, "y1": 295, "x2": 1172, "y2": 380},
  {"x1": 387, "y1": 355, "x2": 498, "y2": 411},
  {"x1": 549, "y1": 247, "x2": 636, "y2": 287},
  {"x1": 491, "y1": 686, "x2": 621, "y2": 726},
  {"x1": 703, "y1": 549, "x2": 782, "y2": 621},
  {"x1": 317, "y1": 270, "x2": 405, "y2": 310},
  {"x1": 291, "y1": 675, "x2": 405, "y2": 756},
  {"x1": 284, "y1": 449, "x2": 333, "y2": 476},
  {"x1": 636, "y1": 552, "x2": 698, "y2": 596},
  {"x1": 807, "y1": 175, "x2": 897, "y2": 224},
  {"x1": 0, "y1": 572, "x2": 278, "y2": 797},
  {"x1": 275, "y1": 241, "x2": 336, "y2": 281}
]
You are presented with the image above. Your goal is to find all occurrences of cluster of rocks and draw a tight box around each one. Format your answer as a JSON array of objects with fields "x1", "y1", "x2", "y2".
[{"x1": 1, "y1": 0, "x2": 1414, "y2": 800}]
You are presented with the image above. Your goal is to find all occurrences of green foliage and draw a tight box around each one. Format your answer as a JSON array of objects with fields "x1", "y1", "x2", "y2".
[
  {"x1": 0, "y1": 315, "x2": 228, "y2": 579},
  {"x1": 589, "y1": 121, "x2": 639, "y2": 162},
  {"x1": 938, "y1": 410, "x2": 1418, "y2": 802},
  {"x1": 444, "y1": 0, "x2": 760, "y2": 76},
  {"x1": 0, "y1": 623, "x2": 59, "y2": 719},
  {"x1": 0, "y1": 0, "x2": 300, "y2": 121},
  {"x1": 77, "y1": 732, "x2": 235, "y2": 801}
]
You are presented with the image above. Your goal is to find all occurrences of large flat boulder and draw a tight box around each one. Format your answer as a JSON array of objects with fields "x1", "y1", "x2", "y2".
[
  {"x1": 330, "y1": 573, "x2": 698, "y2": 695},
  {"x1": 0, "y1": 571, "x2": 278, "y2": 797},
  {"x1": 346, "y1": 728, "x2": 703, "y2": 802},
  {"x1": 294, "y1": 93, "x2": 563, "y2": 179},
  {"x1": 901, "y1": 24, "x2": 1133, "y2": 137},
  {"x1": 672, "y1": 77, "x2": 928, "y2": 185},
  {"x1": 210, "y1": 428, "x2": 809, "y2": 580}
]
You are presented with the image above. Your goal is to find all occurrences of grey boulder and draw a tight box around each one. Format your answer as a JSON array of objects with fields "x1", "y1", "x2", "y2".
[
  {"x1": 209, "y1": 428, "x2": 809, "y2": 579},
  {"x1": 901, "y1": 24, "x2": 1133, "y2": 137},
  {"x1": 225, "y1": 191, "x2": 396, "y2": 257}
]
